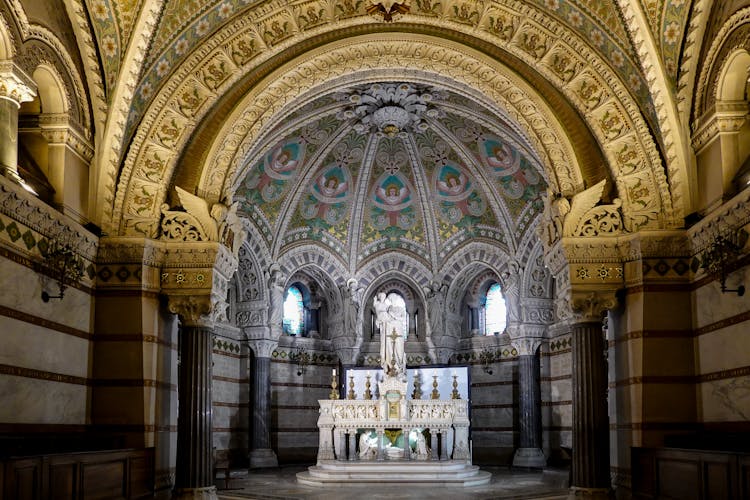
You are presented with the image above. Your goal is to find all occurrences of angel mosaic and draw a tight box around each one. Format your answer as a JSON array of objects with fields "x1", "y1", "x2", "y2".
[
  {"x1": 370, "y1": 173, "x2": 417, "y2": 231},
  {"x1": 478, "y1": 136, "x2": 541, "y2": 200},
  {"x1": 434, "y1": 164, "x2": 486, "y2": 224},
  {"x1": 300, "y1": 164, "x2": 352, "y2": 225},
  {"x1": 241, "y1": 138, "x2": 306, "y2": 203}
]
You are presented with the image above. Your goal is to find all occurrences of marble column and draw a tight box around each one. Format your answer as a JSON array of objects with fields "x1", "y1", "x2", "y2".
[
  {"x1": 376, "y1": 430, "x2": 384, "y2": 461},
  {"x1": 568, "y1": 292, "x2": 615, "y2": 499},
  {"x1": 430, "y1": 431, "x2": 438, "y2": 460},
  {"x1": 512, "y1": 338, "x2": 546, "y2": 468},
  {"x1": 348, "y1": 432, "x2": 357, "y2": 461},
  {"x1": 174, "y1": 322, "x2": 217, "y2": 499},
  {"x1": 249, "y1": 340, "x2": 279, "y2": 468},
  {"x1": 0, "y1": 61, "x2": 36, "y2": 183}
]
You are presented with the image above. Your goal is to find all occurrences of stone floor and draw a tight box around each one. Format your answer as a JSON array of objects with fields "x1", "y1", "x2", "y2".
[{"x1": 216, "y1": 466, "x2": 570, "y2": 500}]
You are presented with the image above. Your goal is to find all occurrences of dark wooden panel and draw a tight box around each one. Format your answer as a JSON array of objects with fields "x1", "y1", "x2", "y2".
[
  {"x1": 81, "y1": 460, "x2": 126, "y2": 500},
  {"x1": 49, "y1": 462, "x2": 76, "y2": 500},
  {"x1": 658, "y1": 458, "x2": 700, "y2": 500},
  {"x1": 8, "y1": 459, "x2": 41, "y2": 500},
  {"x1": 703, "y1": 461, "x2": 731, "y2": 499},
  {"x1": 128, "y1": 455, "x2": 153, "y2": 499}
]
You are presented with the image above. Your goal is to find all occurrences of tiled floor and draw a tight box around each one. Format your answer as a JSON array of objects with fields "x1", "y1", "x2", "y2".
[{"x1": 216, "y1": 465, "x2": 569, "y2": 500}]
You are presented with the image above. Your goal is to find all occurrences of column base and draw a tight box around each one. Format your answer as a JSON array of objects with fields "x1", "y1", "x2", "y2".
[
  {"x1": 567, "y1": 486, "x2": 612, "y2": 499},
  {"x1": 249, "y1": 448, "x2": 279, "y2": 468},
  {"x1": 173, "y1": 486, "x2": 218, "y2": 500},
  {"x1": 512, "y1": 447, "x2": 546, "y2": 468}
]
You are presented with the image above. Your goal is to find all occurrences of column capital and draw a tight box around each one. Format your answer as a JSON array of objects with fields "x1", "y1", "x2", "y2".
[
  {"x1": 0, "y1": 60, "x2": 36, "y2": 106},
  {"x1": 511, "y1": 338, "x2": 543, "y2": 356},
  {"x1": 569, "y1": 291, "x2": 617, "y2": 324},
  {"x1": 168, "y1": 294, "x2": 213, "y2": 327},
  {"x1": 248, "y1": 339, "x2": 277, "y2": 358}
]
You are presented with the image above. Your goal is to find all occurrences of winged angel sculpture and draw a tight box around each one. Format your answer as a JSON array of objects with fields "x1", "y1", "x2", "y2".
[
  {"x1": 160, "y1": 187, "x2": 245, "y2": 255},
  {"x1": 540, "y1": 179, "x2": 623, "y2": 248}
]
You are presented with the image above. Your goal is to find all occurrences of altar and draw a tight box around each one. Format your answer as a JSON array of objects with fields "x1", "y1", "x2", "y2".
[{"x1": 296, "y1": 293, "x2": 491, "y2": 487}]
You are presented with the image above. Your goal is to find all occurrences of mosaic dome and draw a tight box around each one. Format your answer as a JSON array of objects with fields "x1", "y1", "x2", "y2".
[{"x1": 234, "y1": 82, "x2": 548, "y2": 271}]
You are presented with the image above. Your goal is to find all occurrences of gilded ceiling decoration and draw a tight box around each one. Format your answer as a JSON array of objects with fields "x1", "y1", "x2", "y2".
[
  {"x1": 233, "y1": 82, "x2": 546, "y2": 273},
  {"x1": 117, "y1": 0, "x2": 659, "y2": 144}
]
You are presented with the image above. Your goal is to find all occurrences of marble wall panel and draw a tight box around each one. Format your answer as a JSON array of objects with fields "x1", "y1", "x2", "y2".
[
  {"x1": 470, "y1": 407, "x2": 513, "y2": 427},
  {"x1": 696, "y1": 323, "x2": 750, "y2": 374},
  {"x1": 0, "y1": 257, "x2": 92, "y2": 332},
  {"x1": 470, "y1": 386, "x2": 514, "y2": 405},
  {"x1": 273, "y1": 386, "x2": 329, "y2": 406},
  {"x1": 0, "y1": 316, "x2": 89, "y2": 377},
  {"x1": 698, "y1": 374, "x2": 750, "y2": 422},
  {"x1": 0, "y1": 376, "x2": 87, "y2": 423},
  {"x1": 92, "y1": 341, "x2": 146, "y2": 378},
  {"x1": 275, "y1": 432, "x2": 319, "y2": 448},
  {"x1": 693, "y1": 267, "x2": 750, "y2": 329},
  {"x1": 642, "y1": 337, "x2": 694, "y2": 376},
  {"x1": 470, "y1": 430, "x2": 515, "y2": 447},
  {"x1": 212, "y1": 379, "x2": 246, "y2": 404},
  {"x1": 550, "y1": 379, "x2": 571, "y2": 402},
  {"x1": 641, "y1": 383, "x2": 696, "y2": 421},
  {"x1": 642, "y1": 292, "x2": 693, "y2": 331}
]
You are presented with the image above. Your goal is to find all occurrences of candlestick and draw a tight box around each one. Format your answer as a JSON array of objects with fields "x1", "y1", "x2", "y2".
[
  {"x1": 329, "y1": 372, "x2": 339, "y2": 400},
  {"x1": 451, "y1": 373, "x2": 460, "y2": 399},
  {"x1": 347, "y1": 375, "x2": 356, "y2": 400},
  {"x1": 431, "y1": 374, "x2": 440, "y2": 400},
  {"x1": 364, "y1": 373, "x2": 372, "y2": 400},
  {"x1": 332, "y1": 368, "x2": 336, "y2": 377}
]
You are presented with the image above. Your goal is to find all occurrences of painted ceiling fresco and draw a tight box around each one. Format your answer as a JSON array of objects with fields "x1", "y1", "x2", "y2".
[
  {"x1": 234, "y1": 82, "x2": 547, "y2": 269},
  {"x1": 76, "y1": 0, "x2": 694, "y2": 145}
]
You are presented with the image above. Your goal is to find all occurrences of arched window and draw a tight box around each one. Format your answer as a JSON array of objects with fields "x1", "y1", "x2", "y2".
[
  {"x1": 484, "y1": 283, "x2": 507, "y2": 335},
  {"x1": 283, "y1": 285, "x2": 305, "y2": 336}
]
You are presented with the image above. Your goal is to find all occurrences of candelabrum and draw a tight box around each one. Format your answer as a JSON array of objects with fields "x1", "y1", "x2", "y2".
[
  {"x1": 411, "y1": 372, "x2": 422, "y2": 400},
  {"x1": 41, "y1": 242, "x2": 84, "y2": 302},
  {"x1": 451, "y1": 374, "x2": 460, "y2": 399},
  {"x1": 289, "y1": 347, "x2": 310, "y2": 376},
  {"x1": 329, "y1": 372, "x2": 339, "y2": 400},
  {"x1": 701, "y1": 230, "x2": 747, "y2": 296},
  {"x1": 347, "y1": 375, "x2": 356, "y2": 400},
  {"x1": 364, "y1": 373, "x2": 372, "y2": 400},
  {"x1": 479, "y1": 348, "x2": 494, "y2": 375},
  {"x1": 430, "y1": 373, "x2": 440, "y2": 400}
]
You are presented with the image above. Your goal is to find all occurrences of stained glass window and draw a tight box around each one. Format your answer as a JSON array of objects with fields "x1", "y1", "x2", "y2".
[
  {"x1": 283, "y1": 286, "x2": 304, "y2": 336},
  {"x1": 485, "y1": 283, "x2": 507, "y2": 335}
]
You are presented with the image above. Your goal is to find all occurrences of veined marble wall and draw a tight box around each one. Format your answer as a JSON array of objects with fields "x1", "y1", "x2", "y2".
[
  {"x1": 212, "y1": 326, "x2": 250, "y2": 467},
  {"x1": 0, "y1": 254, "x2": 92, "y2": 425},
  {"x1": 693, "y1": 265, "x2": 750, "y2": 425},
  {"x1": 542, "y1": 330, "x2": 572, "y2": 463},
  {"x1": 270, "y1": 345, "x2": 338, "y2": 463}
]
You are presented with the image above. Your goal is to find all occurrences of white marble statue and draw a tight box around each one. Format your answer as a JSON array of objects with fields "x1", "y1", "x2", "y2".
[
  {"x1": 374, "y1": 292, "x2": 406, "y2": 378},
  {"x1": 267, "y1": 264, "x2": 286, "y2": 337},
  {"x1": 414, "y1": 431, "x2": 429, "y2": 459},
  {"x1": 359, "y1": 432, "x2": 377, "y2": 460}
]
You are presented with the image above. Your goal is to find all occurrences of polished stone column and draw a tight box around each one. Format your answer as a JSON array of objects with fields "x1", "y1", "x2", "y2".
[
  {"x1": 0, "y1": 61, "x2": 36, "y2": 182},
  {"x1": 430, "y1": 430, "x2": 438, "y2": 460},
  {"x1": 570, "y1": 320, "x2": 610, "y2": 498},
  {"x1": 175, "y1": 323, "x2": 217, "y2": 499},
  {"x1": 512, "y1": 338, "x2": 546, "y2": 468},
  {"x1": 439, "y1": 430, "x2": 448, "y2": 461},
  {"x1": 249, "y1": 340, "x2": 279, "y2": 468},
  {"x1": 348, "y1": 432, "x2": 357, "y2": 461},
  {"x1": 376, "y1": 430, "x2": 384, "y2": 461}
]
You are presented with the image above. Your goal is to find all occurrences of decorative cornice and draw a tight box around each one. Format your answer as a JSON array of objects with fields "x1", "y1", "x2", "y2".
[{"x1": 0, "y1": 60, "x2": 36, "y2": 105}]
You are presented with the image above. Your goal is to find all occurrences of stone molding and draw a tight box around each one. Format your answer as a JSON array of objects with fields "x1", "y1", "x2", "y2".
[
  {"x1": 0, "y1": 174, "x2": 98, "y2": 261},
  {"x1": 0, "y1": 59, "x2": 36, "y2": 105},
  {"x1": 688, "y1": 186, "x2": 750, "y2": 253},
  {"x1": 38, "y1": 113, "x2": 94, "y2": 162}
]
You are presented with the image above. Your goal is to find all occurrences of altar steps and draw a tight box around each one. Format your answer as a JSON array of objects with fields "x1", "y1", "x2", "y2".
[{"x1": 296, "y1": 460, "x2": 492, "y2": 487}]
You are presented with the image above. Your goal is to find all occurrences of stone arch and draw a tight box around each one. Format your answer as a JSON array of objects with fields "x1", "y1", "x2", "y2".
[
  {"x1": 717, "y1": 49, "x2": 750, "y2": 102},
  {"x1": 33, "y1": 64, "x2": 67, "y2": 114},
  {"x1": 277, "y1": 243, "x2": 349, "y2": 289},
  {"x1": 356, "y1": 252, "x2": 432, "y2": 292},
  {"x1": 111, "y1": 5, "x2": 679, "y2": 237},
  {"x1": 0, "y1": 10, "x2": 15, "y2": 59}
]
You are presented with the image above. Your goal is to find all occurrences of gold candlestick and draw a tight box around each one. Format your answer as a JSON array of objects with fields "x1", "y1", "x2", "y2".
[
  {"x1": 347, "y1": 375, "x2": 356, "y2": 399},
  {"x1": 431, "y1": 374, "x2": 440, "y2": 400},
  {"x1": 329, "y1": 371, "x2": 339, "y2": 400},
  {"x1": 451, "y1": 374, "x2": 460, "y2": 399},
  {"x1": 364, "y1": 373, "x2": 372, "y2": 400}
]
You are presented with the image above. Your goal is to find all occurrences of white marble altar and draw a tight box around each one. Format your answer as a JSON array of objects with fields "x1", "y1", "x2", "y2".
[{"x1": 297, "y1": 294, "x2": 491, "y2": 487}]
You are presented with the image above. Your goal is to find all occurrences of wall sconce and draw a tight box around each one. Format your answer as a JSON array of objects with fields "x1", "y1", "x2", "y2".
[
  {"x1": 701, "y1": 230, "x2": 746, "y2": 296},
  {"x1": 479, "y1": 348, "x2": 494, "y2": 375},
  {"x1": 289, "y1": 347, "x2": 310, "y2": 376},
  {"x1": 41, "y1": 242, "x2": 84, "y2": 302}
]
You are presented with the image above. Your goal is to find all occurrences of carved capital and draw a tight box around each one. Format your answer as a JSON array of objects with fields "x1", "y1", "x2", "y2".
[
  {"x1": 570, "y1": 291, "x2": 617, "y2": 323},
  {"x1": 167, "y1": 294, "x2": 213, "y2": 327},
  {"x1": 249, "y1": 339, "x2": 277, "y2": 358},
  {"x1": 511, "y1": 338, "x2": 543, "y2": 356},
  {"x1": 0, "y1": 61, "x2": 36, "y2": 106},
  {"x1": 716, "y1": 100, "x2": 749, "y2": 133}
]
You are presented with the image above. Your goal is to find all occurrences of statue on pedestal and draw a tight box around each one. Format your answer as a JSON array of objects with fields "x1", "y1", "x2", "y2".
[{"x1": 374, "y1": 292, "x2": 406, "y2": 379}]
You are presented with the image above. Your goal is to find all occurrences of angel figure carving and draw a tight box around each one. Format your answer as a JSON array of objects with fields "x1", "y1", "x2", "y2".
[{"x1": 161, "y1": 186, "x2": 239, "y2": 245}]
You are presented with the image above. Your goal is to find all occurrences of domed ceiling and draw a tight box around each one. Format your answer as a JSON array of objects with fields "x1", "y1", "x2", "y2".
[{"x1": 233, "y1": 82, "x2": 547, "y2": 271}]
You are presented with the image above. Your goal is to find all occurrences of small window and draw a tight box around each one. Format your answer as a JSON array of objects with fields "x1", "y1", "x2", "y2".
[
  {"x1": 484, "y1": 283, "x2": 507, "y2": 335},
  {"x1": 283, "y1": 285, "x2": 304, "y2": 336}
]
